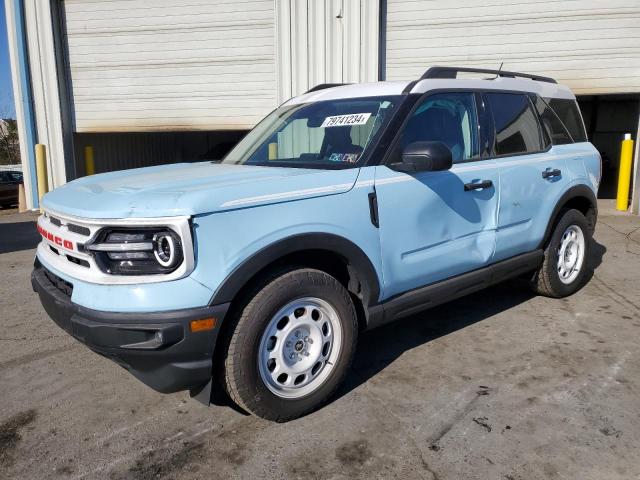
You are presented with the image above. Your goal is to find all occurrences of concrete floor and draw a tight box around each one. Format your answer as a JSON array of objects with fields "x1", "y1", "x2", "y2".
[{"x1": 1, "y1": 207, "x2": 639, "y2": 480}]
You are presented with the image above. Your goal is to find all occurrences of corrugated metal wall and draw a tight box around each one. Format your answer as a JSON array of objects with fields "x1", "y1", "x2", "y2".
[
  {"x1": 63, "y1": 0, "x2": 277, "y2": 132},
  {"x1": 385, "y1": 0, "x2": 640, "y2": 95},
  {"x1": 276, "y1": 0, "x2": 379, "y2": 103},
  {"x1": 63, "y1": 0, "x2": 380, "y2": 133}
]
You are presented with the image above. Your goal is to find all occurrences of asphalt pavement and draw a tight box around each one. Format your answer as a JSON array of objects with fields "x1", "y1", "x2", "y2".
[{"x1": 1, "y1": 205, "x2": 639, "y2": 479}]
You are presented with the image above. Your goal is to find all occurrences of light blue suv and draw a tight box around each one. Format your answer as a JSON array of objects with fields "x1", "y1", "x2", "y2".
[{"x1": 32, "y1": 66, "x2": 601, "y2": 421}]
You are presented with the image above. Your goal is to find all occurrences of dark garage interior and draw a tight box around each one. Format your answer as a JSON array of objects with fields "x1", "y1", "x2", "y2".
[
  {"x1": 578, "y1": 95, "x2": 640, "y2": 199},
  {"x1": 71, "y1": 130, "x2": 248, "y2": 178}
]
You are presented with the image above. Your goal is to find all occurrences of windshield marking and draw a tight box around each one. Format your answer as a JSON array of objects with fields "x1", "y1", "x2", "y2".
[{"x1": 321, "y1": 113, "x2": 371, "y2": 128}]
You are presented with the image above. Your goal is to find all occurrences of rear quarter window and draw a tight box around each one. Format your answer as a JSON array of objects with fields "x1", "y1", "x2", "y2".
[
  {"x1": 545, "y1": 98, "x2": 587, "y2": 143},
  {"x1": 532, "y1": 96, "x2": 572, "y2": 146}
]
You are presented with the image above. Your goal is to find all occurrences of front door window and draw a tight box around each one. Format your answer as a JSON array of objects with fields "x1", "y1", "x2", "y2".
[{"x1": 399, "y1": 92, "x2": 479, "y2": 163}]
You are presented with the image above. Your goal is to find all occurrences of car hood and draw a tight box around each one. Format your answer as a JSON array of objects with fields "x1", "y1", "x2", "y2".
[{"x1": 42, "y1": 162, "x2": 360, "y2": 219}]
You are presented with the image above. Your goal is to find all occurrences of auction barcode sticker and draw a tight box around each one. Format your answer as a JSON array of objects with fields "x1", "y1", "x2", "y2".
[{"x1": 321, "y1": 113, "x2": 371, "y2": 128}]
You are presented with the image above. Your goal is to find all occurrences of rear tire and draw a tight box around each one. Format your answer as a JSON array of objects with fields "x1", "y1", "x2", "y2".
[
  {"x1": 222, "y1": 268, "x2": 358, "y2": 422},
  {"x1": 532, "y1": 208, "x2": 591, "y2": 298}
]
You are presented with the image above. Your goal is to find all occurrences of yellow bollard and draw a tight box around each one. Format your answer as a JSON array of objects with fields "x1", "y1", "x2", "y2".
[
  {"x1": 18, "y1": 183, "x2": 27, "y2": 212},
  {"x1": 85, "y1": 145, "x2": 95, "y2": 175},
  {"x1": 268, "y1": 142, "x2": 278, "y2": 160},
  {"x1": 35, "y1": 144, "x2": 48, "y2": 204},
  {"x1": 616, "y1": 133, "x2": 634, "y2": 211}
]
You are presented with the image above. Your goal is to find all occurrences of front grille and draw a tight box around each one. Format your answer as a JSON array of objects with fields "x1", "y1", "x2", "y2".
[
  {"x1": 46, "y1": 244, "x2": 90, "y2": 268},
  {"x1": 67, "y1": 223, "x2": 91, "y2": 236},
  {"x1": 49, "y1": 215, "x2": 91, "y2": 236},
  {"x1": 43, "y1": 267, "x2": 73, "y2": 298},
  {"x1": 66, "y1": 255, "x2": 90, "y2": 268}
]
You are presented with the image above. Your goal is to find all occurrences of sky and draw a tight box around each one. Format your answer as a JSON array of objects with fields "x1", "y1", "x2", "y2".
[{"x1": 0, "y1": 0, "x2": 16, "y2": 119}]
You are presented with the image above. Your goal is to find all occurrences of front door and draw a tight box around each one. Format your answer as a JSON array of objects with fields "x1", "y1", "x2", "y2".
[{"x1": 375, "y1": 91, "x2": 500, "y2": 299}]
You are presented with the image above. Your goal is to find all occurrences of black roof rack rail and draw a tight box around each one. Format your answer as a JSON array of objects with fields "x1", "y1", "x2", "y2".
[
  {"x1": 305, "y1": 83, "x2": 349, "y2": 93},
  {"x1": 421, "y1": 66, "x2": 557, "y2": 84}
]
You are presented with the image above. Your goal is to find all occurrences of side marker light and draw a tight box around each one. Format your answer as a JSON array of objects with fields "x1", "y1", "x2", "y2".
[{"x1": 190, "y1": 318, "x2": 216, "y2": 333}]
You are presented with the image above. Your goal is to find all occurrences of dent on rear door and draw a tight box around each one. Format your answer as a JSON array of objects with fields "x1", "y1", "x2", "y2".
[{"x1": 494, "y1": 148, "x2": 571, "y2": 261}]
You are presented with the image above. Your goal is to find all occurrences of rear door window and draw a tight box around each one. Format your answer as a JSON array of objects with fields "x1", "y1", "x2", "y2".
[
  {"x1": 545, "y1": 98, "x2": 587, "y2": 143},
  {"x1": 485, "y1": 93, "x2": 542, "y2": 156}
]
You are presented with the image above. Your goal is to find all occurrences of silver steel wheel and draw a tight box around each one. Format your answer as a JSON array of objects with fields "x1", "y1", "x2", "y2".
[
  {"x1": 258, "y1": 297, "x2": 343, "y2": 399},
  {"x1": 557, "y1": 225, "x2": 585, "y2": 285}
]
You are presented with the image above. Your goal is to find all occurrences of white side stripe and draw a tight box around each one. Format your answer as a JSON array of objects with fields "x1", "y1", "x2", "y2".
[{"x1": 220, "y1": 183, "x2": 354, "y2": 207}]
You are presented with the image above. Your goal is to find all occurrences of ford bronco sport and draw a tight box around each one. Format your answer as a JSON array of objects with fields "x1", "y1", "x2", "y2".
[{"x1": 32, "y1": 66, "x2": 600, "y2": 421}]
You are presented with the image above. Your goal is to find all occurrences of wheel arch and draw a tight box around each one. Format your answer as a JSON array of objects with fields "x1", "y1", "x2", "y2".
[
  {"x1": 209, "y1": 233, "x2": 381, "y2": 318},
  {"x1": 539, "y1": 184, "x2": 597, "y2": 249}
]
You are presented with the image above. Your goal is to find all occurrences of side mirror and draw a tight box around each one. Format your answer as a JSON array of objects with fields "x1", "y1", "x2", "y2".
[{"x1": 394, "y1": 141, "x2": 453, "y2": 173}]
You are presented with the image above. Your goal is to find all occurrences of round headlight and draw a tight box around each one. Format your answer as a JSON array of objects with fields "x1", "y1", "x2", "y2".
[{"x1": 153, "y1": 233, "x2": 177, "y2": 267}]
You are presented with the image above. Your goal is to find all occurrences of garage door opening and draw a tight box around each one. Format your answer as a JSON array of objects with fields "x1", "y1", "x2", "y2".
[
  {"x1": 577, "y1": 95, "x2": 640, "y2": 199},
  {"x1": 71, "y1": 130, "x2": 247, "y2": 177}
]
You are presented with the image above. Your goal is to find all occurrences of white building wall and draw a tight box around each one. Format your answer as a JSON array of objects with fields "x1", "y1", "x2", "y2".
[
  {"x1": 63, "y1": 0, "x2": 379, "y2": 132},
  {"x1": 385, "y1": 0, "x2": 640, "y2": 95},
  {"x1": 63, "y1": 0, "x2": 278, "y2": 132}
]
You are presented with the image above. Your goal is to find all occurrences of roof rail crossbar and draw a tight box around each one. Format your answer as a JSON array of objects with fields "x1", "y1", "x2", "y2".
[
  {"x1": 305, "y1": 83, "x2": 349, "y2": 93},
  {"x1": 421, "y1": 66, "x2": 557, "y2": 84}
]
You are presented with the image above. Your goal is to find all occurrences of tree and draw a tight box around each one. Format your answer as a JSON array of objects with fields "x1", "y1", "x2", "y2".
[{"x1": 0, "y1": 119, "x2": 20, "y2": 166}]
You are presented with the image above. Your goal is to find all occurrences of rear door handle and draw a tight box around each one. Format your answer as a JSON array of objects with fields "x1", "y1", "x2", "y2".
[
  {"x1": 542, "y1": 168, "x2": 561, "y2": 179},
  {"x1": 464, "y1": 180, "x2": 493, "y2": 191}
]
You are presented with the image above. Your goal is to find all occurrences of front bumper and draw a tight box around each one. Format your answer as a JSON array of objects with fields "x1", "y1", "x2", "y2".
[{"x1": 31, "y1": 263, "x2": 229, "y2": 394}]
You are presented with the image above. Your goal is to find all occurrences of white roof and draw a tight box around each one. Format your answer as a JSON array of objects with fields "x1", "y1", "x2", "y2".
[
  {"x1": 286, "y1": 76, "x2": 575, "y2": 105},
  {"x1": 286, "y1": 81, "x2": 410, "y2": 105}
]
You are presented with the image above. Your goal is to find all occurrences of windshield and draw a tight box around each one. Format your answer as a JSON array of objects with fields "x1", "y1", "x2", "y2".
[{"x1": 222, "y1": 96, "x2": 401, "y2": 169}]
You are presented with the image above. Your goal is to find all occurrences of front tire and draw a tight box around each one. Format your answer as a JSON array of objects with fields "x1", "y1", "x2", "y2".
[
  {"x1": 222, "y1": 268, "x2": 358, "y2": 422},
  {"x1": 532, "y1": 208, "x2": 591, "y2": 298}
]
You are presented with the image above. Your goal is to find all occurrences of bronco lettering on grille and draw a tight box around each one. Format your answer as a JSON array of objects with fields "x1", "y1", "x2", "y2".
[{"x1": 37, "y1": 224, "x2": 74, "y2": 251}]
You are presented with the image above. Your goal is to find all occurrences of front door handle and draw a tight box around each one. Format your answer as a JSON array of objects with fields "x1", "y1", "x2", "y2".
[
  {"x1": 542, "y1": 168, "x2": 562, "y2": 179},
  {"x1": 464, "y1": 180, "x2": 493, "y2": 191}
]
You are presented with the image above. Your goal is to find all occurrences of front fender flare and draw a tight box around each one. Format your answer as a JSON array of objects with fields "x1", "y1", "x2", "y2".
[{"x1": 209, "y1": 233, "x2": 381, "y2": 308}]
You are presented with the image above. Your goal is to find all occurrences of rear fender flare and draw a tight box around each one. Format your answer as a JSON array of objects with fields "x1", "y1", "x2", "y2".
[{"x1": 538, "y1": 184, "x2": 597, "y2": 249}]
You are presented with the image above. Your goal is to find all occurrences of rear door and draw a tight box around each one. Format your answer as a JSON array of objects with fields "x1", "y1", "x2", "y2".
[
  {"x1": 375, "y1": 91, "x2": 500, "y2": 298},
  {"x1": 486, "y1": 92, "x2": 570, "y2": 261}
]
